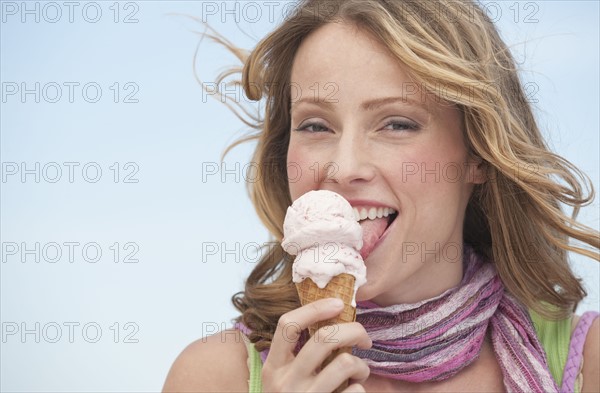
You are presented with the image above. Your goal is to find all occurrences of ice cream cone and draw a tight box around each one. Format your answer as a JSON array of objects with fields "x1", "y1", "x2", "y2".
[
  {"x1": 296, "y1": 273, "x2": 357, "y2": 334},
  {"x1": 284, "y1": 191, "x2": 367, "y2": 393},
  {"x1": 296, "y1": 273, "x2": 356, "y2": 393}
]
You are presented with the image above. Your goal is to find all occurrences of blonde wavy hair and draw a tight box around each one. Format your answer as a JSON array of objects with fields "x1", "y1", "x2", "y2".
[{"x1": 195, "y1": 0, "x2": 599, "y2": 351}]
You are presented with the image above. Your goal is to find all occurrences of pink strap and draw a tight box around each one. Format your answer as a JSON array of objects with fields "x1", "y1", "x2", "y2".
[
  {"x1": 234, "y1": 322, "x2": 252, "y2": 336},
  {"x1": 561, "y1": 311, "x2": 599, "y2": 393}
]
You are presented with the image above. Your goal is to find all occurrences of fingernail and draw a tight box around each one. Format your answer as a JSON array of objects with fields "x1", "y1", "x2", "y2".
[{"x1": 329, "y1": 298, "x2": 344, "y2": 308}]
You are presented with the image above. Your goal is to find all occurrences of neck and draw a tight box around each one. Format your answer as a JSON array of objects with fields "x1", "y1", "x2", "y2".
[{"x1": 370, "y1": 241, "x2": 465, "y2": 306}]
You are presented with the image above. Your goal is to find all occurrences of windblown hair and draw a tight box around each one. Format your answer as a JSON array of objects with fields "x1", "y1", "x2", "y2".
[{"x1": 196, "y1": 0, "x2": 599, "y2": 352}]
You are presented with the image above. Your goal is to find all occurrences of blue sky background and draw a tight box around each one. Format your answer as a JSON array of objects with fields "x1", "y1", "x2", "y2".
[{"x1": 1, "y1": 1, "x2": 598, "y2": 391}]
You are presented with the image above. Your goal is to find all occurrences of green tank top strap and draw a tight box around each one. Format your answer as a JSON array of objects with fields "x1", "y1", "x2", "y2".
[
  {"x1": 529, "y1": 308, "x2": 579, "y2": 392},
  {"x1": 245, "y1": 339, "x2": 263, "y2": 393}
]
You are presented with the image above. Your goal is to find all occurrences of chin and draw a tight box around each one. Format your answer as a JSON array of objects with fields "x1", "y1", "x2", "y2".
[{"x1": 355, "y1": 282, "x2": 382, "y2": 303}]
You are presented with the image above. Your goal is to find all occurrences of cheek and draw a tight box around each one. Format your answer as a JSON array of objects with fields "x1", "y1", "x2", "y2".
[
  {"x1": 397, "y1": 142, "x2": 469, "y2": 187},
  {"x1": 384, "y1": 148, "x2": 439, "y2": 190},
  {"x1": 286, "y1": 142, "x2": 320, "y2": 201}
]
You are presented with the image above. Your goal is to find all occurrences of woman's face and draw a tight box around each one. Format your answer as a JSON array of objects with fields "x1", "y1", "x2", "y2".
[{"x1": 286, "y1": 22, "x2": 485, "y2": 305}]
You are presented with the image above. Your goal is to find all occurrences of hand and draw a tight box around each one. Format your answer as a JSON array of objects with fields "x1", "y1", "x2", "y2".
[{"x1": 261, "y1": 297, "x2": 372, "y2": 393}]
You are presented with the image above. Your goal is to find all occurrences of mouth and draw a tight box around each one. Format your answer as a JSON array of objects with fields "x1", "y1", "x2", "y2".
[{"x1": 352, "y1": 206, "x2": 398, "y2": 259}]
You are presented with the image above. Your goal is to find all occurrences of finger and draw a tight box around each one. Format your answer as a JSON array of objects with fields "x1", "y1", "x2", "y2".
[
  {"x1": 294, "y1": 322, "x2": 372, "y2": 374},
  {"x1": 342, "y1": 383, "x2": 367, "y2": 393},
  {"x1": 267, "y1": 297, "x2": 345, "y2": 365},
  {"x1": 313, "y1": 352, "x2": 370, "y2": 392}
]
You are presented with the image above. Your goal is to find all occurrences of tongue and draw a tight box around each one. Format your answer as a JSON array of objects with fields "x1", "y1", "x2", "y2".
[{"x1": 359, "y1": 217, "x2": 388, "y2": 259}]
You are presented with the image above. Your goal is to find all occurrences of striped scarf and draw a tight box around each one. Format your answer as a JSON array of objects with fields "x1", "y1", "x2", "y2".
[{"x1": 353, "y1": 245, "x2": 559, "y2": 392}]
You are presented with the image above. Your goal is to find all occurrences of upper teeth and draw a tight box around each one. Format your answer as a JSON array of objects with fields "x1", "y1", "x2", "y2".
[{"x1": 353, "y1": 207, "x2": 396, "y2": 221}]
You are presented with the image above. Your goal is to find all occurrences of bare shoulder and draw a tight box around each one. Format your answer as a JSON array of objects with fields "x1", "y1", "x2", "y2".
[
  {"x1": 581, "y1": 315, "x2": 599, "y2": 393},
  {"x1": 162, "y1": 329, "x2": 250, "y2": 393}
]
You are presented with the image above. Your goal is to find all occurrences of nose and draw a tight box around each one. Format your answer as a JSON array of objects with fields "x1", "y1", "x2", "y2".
[{"x1": 324, "y1": 129, "x2": 376, "y2": 187}]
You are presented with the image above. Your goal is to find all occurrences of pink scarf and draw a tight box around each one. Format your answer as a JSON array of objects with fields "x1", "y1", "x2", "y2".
[{"x1": 353, "y1": 246, "x2": 558, "y2": 392}]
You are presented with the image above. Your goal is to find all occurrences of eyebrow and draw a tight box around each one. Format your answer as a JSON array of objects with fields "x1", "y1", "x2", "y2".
[
  {"x1": 361, "y1": 96, "x2": 426, "y2": 111},
  {"x1": 290, "y1": 96, "x2": 427, "y2": 112}
]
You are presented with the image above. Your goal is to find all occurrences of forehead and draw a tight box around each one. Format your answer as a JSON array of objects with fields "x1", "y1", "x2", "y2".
[
  {"x1": 290, "y1": 21, "x2": 439, "y2": 113},
  {"x1": 291, "y1": 22, "x2": 411, "y2": 89}
]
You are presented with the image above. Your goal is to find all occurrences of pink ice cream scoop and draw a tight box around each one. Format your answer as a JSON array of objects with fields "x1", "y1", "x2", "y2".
[{"x1": 281, "y1": 190, "x2": 367, "y2": 304}]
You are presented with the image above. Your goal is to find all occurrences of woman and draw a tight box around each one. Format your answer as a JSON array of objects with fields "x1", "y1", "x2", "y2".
[{"x1": 164, "y1": 1, "x2": 599, "y2": 392}]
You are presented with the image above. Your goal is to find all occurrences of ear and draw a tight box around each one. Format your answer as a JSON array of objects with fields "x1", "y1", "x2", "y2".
[{"x1": 467, "y1": 154, "x2": 487, "y2": 185}]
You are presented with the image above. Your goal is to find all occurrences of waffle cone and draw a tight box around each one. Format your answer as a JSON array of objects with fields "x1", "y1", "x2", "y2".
[
  {"x1": 295, "y1": 273, "x2": 356, "y2": 393},
  {"x1": 296, "y1": 273, "x2": 357, "y2": 335}
]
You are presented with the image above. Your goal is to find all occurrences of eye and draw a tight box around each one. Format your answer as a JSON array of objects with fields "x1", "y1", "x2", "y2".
[
  {"x1": 293, "y1": 121, "x2": 331, "y2": 133},
  {"x1": 381, "y1": 119, "x2": 420, "y2": 132}
]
